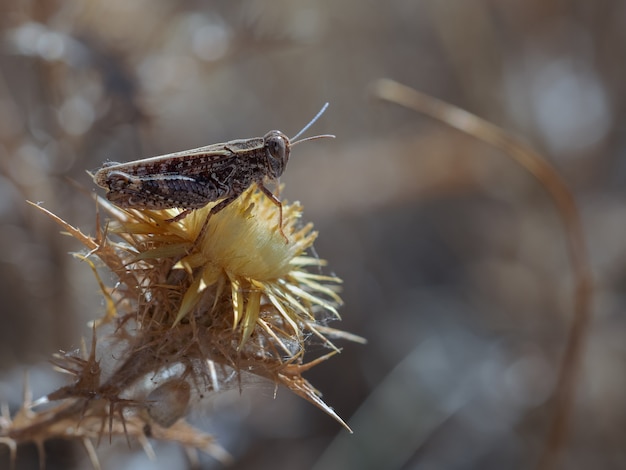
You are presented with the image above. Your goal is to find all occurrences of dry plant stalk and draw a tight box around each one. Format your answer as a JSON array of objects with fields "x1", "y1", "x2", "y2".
[
  {"x1": 372, "y1": 78, "x2": 592, "y2": 470},
  {"x1": 0, "y1": 185, "x2": 362, "y2": 468}
]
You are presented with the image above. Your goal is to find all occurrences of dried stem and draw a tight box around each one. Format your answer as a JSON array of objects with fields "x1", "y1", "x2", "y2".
[{"x1": 372, "y1": 78, "x2": 593, "y2": 470}]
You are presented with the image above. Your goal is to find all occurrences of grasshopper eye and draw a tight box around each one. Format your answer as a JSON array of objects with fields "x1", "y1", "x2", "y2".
[
  {"x1": 264, "y1": 131, "x2": 290, "y2": 179},
  {"x1": 266, "y1": 133, "x2": 287, "y2": 161}
]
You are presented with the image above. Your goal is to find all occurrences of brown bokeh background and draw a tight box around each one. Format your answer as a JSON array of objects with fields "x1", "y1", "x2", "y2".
[{"x1": 1, "y1": 1, "x2": 625, "y2": 469}]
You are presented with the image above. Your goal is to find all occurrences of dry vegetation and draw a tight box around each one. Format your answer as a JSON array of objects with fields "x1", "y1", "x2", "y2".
[{"x1": 0, "y1": 2, "x2": 624, "y2": 469}]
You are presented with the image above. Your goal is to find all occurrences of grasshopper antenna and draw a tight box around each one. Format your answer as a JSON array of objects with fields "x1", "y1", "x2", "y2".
[{"x1": 290, "y1": 102, "x2": 330, "y2": 142}]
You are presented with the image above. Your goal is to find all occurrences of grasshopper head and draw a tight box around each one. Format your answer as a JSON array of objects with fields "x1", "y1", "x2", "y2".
[{"x1": 263, "y1": 130, "x2": 290, "y2": 179}]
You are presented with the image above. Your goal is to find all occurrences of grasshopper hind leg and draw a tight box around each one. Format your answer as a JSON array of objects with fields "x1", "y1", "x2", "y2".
[
  {"x1": 166, "y1": 209, "x2": 193, "y2": 223},
  {"x1": 188, "y1": 194, "x2": 240, "y2": 251}
]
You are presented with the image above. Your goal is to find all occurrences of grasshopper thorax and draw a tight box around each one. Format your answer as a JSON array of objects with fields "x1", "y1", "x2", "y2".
[{"x1": 263, "y1": 130, "x2": 290, "y2": 179}]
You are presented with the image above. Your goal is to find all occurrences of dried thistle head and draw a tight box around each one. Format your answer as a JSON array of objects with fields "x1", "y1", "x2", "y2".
[{"x1": 3, "y1": 184, "x2": 362, "y2": 467}]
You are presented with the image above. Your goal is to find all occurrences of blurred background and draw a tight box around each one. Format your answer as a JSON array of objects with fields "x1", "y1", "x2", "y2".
[{"x1": 0, "y1": 1, "x2": 625, "y2": 469}]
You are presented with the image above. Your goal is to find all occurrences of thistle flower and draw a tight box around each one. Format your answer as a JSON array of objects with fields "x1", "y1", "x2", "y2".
[{"x1": 2, "y1": 185, "x2": 362, "y2": 468}]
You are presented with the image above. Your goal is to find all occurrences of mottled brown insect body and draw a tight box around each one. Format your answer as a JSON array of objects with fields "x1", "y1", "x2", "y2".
[
  {"x1": 94, "y1": 131, "x2": 288, "y2": 213},
  {"x1": 93, "y1": 104, "x2": 332, "y2": 239}
]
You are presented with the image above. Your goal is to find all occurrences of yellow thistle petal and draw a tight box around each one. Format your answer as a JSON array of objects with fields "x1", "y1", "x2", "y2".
[{"x1": 240, "y1": 289, "x2": 261, "y2": 348}]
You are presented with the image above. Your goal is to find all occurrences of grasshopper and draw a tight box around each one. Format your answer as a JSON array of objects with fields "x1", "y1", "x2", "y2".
[{"x1": 93, "y1": 103, "x2": 333, "y2": 242}]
